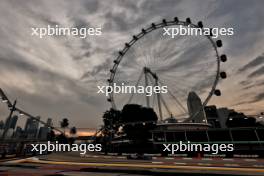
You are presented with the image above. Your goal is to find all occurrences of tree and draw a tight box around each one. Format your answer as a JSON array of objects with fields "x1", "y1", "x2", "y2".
[
  {"x1": 70, "y1": 126, "x2": 77, "y2": 136},
  {"x1": 60, "y1": 118, "x2": 69, "y2": 136},
  {"x1": 102, "y1": 108, "x2": 121, "y2": 135},
  {"x1": 69, "y1": 126, "x2": 77, "y2": 145},
  {"x1": 102, "y1": 108, "x2": 121, "y2": 154},
  {"x1": 121, "y1": 104, "x2": 158, "y2": 153}
]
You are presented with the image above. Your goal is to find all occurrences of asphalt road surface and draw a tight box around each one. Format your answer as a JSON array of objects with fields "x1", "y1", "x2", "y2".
[{"x1": 0, "y1": 152, "x2": 264, "y2": 176}]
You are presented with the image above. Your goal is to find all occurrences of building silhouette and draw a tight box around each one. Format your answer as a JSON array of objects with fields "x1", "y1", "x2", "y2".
[
  {"x1": 14, "y1": 126, "x2": 23, "y2": 138},
  {"x1": 204, "y1": 106, "x2": 221, "y2": 128},
  {"x1": 24, "y1": 116, "x2": 40, "y2": 138},
  {"x1": 0, "y1": 120, "x2": 4, "y2": 129},
  {"x1": 217, "y1": 107, "x2": 234, "y2": 128},
  {"x1": 9, "y1": 115, "x2": 18, "y2": 129},
  {"x1": 46, "y1": 118, "x2": 53, "y2": 127},
  {"x1": 187, "y1": 91, "x2": 206, "y2": 123},
  {"x1": 38, "y1": 118, "x2": 53, "y2": 140}
]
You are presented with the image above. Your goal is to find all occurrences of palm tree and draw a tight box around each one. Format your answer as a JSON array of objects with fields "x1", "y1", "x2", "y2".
[
  {"x1": 60, "y1": 118, "x2": 69, "y2": 136},
  {"x1": 69, "y1": 126, "x2": 77, "y2": 145},
  {"x1": 70, "y1": 126, "x2": 77, "y2": 136}
]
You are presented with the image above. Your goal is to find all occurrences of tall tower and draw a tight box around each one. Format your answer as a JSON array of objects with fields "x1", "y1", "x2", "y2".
[
  {"x1": 46, "y1": 118, "x2": 53, "y2": 127},
  {"x1": 24, "y1": 116, "x2": 40, "y2": 138},
  {"x1": 9, "y1": 115, "x2": 18, "y2": 129},
  {"x1": 187, "y1": 91, "x2": 206, "y2": 123},
  {"x1": 24, "y1": 118, "x2": 33, "y2": 131},
  {"x1": 0, "y1": 120, "x2": 4, "y2": 129}
]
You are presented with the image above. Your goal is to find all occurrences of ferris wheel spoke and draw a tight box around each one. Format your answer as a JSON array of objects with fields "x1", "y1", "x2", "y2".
[
  {"x1": 117, "y1": 59, "x2": 143, "y2": 72},
  {"x1": 159, "y1": 73, "x2": 214, "y2": 88},
  {"x1": 159, "y1": 76, "x2": 186, "y2": 93},
  {"x1": 152, "y1": 35, "x2": 166, "y2": 68},
  {"x1": 159, "y1": 74, "x2": 197, "y2": 89},
  {"x1": 126, "y1": 49, "x2": 145, "y2": 68},
  {"x1": 146, "y1": 74, "x2": 167, "y2": 119},
  {"x1": 155, "y1": 58, "x2": 216, "y2": 75},
  {"x1": 127, "y1": 70, "x2": 144, "y2": 104},
  {"x1": 160, "y1": 71, "x2": 214, "y2": 85},
  {"x1": 142, "y1": 31, "x2": 159, "y2": 67},
  {"x1": 159, "y1": 44, "x2": 211, "y2": 71},
  {"x1": 158, "y1": 79, "x2": 188, "y2": 114},
  {"x1": 152, "y1": 91, "x2": 156, "y2": 108},
  {"x1": 136, "y1": 37, "x2": 155, "y2": 67},
  {"x1": 148, "y1": 74, "x2": 186, "y2": 118},
  {"x1": 146, "y1": 33, "x2": 155, "y2": 66},
  {"x1": 159, "y1": 94, "x2": 172, "y2": 117},
  {"x1": 160, "y1": 79, "x2": 189, "y2": 98}
]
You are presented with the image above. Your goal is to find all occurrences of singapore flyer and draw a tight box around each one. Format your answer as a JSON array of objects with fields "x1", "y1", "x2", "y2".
[
  {"x1": 108, "y1": 18, "x2": 227, "y2": 122},
  {"x1": 0, "y1": 1, "x2": 263, "y2": 175}
]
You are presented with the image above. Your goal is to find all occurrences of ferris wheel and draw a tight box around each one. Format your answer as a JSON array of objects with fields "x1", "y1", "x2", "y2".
[{"x1": 107, "y1": 17, "x2": 227, "y2": 122}]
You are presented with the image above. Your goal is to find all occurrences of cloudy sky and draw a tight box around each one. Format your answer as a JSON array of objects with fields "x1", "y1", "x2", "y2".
[{"x1": 0, "y1": 0, "x2": 263, "y2": 129}]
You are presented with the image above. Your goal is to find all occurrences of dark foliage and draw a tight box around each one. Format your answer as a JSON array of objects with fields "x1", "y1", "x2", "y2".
[{"x1": 121, "y1": 104, "x2": 158, "y2": 143}]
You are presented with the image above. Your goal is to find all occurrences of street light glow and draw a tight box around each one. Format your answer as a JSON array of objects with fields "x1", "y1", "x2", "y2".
[{"x1": 2, "y1": 99, "x2": 8, "y2": 103}]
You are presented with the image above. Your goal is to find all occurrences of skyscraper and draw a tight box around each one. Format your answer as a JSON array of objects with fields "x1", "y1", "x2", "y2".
[
  {"x1": 24, "y1": 116, "x2": 40, "y2": 139},
  {"x1": 4, "y1": 115, "x2": 12, "y2": 130},
  {"x1": 14, "y1": 126, "x2": 23, "y2": 138},
  {"x1": 24, "y1": 118, "x2": 33, "y2": 131},
  {"x1": 187, "y1": 91, "x2": 206, "y2": 123},
  {"x1": 46, "y1": 118, "x2": 53, "y2": 127},
  {"x1": 38, "y1": 127, "x2": 50, "y2": 140},
  {"x1": 0, "y1": 120, "x2": 4, "y2": 129},
  {"x1": 9, "y1": 115, "x2": 18, "y2": 129}
]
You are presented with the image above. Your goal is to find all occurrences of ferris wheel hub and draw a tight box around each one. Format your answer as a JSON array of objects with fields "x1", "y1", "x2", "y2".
[{"x1": 143, "y1": 67, "x2": 158, "y2": 80}]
